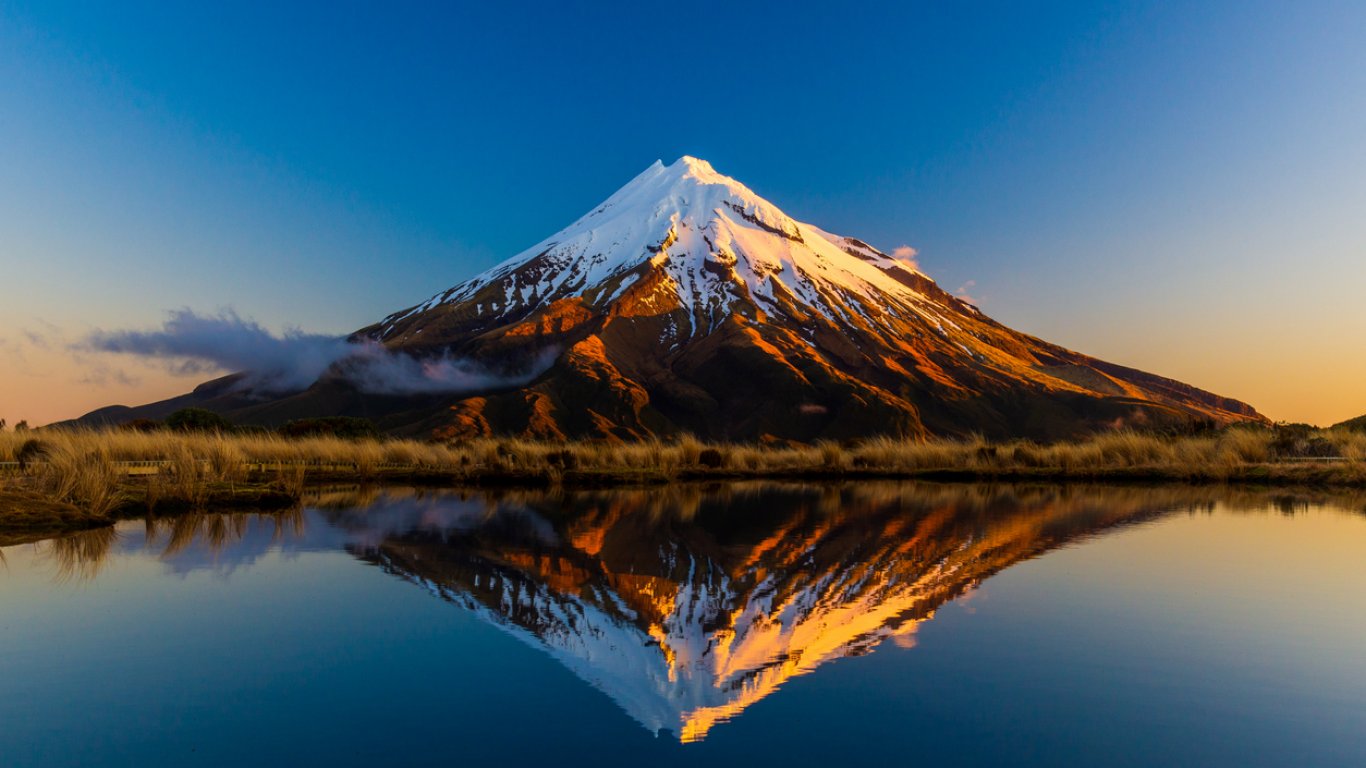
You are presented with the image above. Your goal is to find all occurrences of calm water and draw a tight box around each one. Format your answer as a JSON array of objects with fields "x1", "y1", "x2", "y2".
[{"x1": 2, "y1": 482, "x2": 1365, "y2": 767}]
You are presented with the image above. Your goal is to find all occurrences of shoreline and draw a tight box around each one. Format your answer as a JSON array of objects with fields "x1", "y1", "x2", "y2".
[
  {"x1": 4, "y1": 456, "x2": 1365, "y2": 541},
  {"x1": 2, "y1": 425, "x2": 1363, "y2": 537}
]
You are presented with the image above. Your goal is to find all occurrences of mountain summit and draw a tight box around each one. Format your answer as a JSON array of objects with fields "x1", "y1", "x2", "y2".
[
  {"x1": 371, "y1": 155, "x2": 931, "y2": 345},
  {"x1": 86, "y1": 157, "x2": 1264, "y2": 439},
  {"x1": 352, "y1": 156, "x2": 1261, "y2": 440}
]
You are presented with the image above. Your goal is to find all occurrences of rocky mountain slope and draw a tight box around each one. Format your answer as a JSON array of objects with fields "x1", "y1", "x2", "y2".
[{"x1": 82, "y1": 156, "x2": 1264, "y2": 440}]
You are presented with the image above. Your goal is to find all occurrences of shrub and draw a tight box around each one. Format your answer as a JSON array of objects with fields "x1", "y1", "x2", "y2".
[
  {"x1": 279, "y1": 417, "x2": 380, "y2": 440},
  {"x1": 545, "y1": 450, "x2": 579, "y2": 470},
  {"x1": 166, "y1": 408, "x2": 233, "y2": 433},
  {"x1": 698, "y1": 448, "x2": 725, "y2": 469},
  {"x1": 17, "y1": 438, "x2": 50, "y2": 470},
  {"x1": 121, "y1": 418, "x2": 164, "y2": 433}
]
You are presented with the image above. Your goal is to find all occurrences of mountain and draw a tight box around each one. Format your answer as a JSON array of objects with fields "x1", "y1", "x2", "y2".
[
  {"x1": 81, "y1": 156, "x2": 1264, "y2": 440},
  {"x1": 1335, "y1": 414, "x2": 1366, "y2": 432}
]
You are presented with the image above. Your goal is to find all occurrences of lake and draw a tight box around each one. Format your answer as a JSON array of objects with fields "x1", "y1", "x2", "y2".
[{"x1": 2, "y1": 482, "x2": 1365, "y2": 767}]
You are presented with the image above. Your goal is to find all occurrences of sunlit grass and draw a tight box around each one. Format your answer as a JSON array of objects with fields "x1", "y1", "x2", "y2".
[{"x1": 2, "y1": 425, "x2": 1365, "y2": 522}]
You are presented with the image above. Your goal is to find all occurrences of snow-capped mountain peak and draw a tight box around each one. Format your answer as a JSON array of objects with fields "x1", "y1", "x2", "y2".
[
  {"x1": 376, "y1": 156, "x2": 931, "y2": 339},
  {"x1": 347, "y1": 156, "x2": 1263, "y2": 442},
  {"x1": 89, "y1": 157, "x2": 1268, "y2": 440}
]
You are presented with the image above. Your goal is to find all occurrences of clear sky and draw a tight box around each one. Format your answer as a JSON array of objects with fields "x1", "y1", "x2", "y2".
[{"x1": 1, "y1": 0, "x2": 1363, "y2": 426}]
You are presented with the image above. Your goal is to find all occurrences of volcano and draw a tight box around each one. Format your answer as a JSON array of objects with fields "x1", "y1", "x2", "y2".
[{"x1": 85, "y1": 156, "x2": 1263, "y2": 440}]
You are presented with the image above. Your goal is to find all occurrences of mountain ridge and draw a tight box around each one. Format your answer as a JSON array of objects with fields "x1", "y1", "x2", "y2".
[{"x1": 78, "y1": 156, "x2": 1265, "y2": 440}]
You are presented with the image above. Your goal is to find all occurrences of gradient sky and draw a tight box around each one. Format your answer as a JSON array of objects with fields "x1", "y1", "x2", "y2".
[{"x1": 2, "y1": 0, "x2": 1363, "y2": 426}]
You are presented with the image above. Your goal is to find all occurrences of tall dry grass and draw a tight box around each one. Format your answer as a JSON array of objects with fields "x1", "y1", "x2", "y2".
[
  {"x1": 5, "y1": 425, "x2": 1365, "y2": 477},
  {"x1": 3, "y1": 425, "x2": 1366, "y2": 520}
]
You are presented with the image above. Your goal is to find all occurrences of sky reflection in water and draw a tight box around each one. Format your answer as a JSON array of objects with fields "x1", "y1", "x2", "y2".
[{"x1": 2, "y1": 482, "x2": 1365, "y2": 767}]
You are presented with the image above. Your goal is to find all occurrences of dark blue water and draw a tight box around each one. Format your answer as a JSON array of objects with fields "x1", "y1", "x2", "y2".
[{"x1": 2, "y1": 483, "x2": 1364, "y2": 767}]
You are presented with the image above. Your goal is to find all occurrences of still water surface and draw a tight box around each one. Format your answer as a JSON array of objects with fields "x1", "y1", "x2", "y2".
[{"x1": 2, "y1": 482, "x2": 1365, "y2": 767}]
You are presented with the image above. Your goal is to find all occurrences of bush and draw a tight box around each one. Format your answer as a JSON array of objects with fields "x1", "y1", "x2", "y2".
[
  {"x1": 17, "y1": 438, "x2": 49, "y2": 469},
  {"x1": 545, "y1": 450, "x2": 579, "y2": 470},
  {"x1": 698, "y1": 448, "x2": 725, "y2": 469},
  {"x1": 120, "y1": 418, "x2": 164, "y2": 433},
  {"x1": 1270, "y1": 423, "x2": 1341, "y2": 458},
  {"x1": 166, "y1": 408, "x2": 233, "y2": 433},
  {"x1": 278, "y1": 417, "x2": 380, "y2": 440}
]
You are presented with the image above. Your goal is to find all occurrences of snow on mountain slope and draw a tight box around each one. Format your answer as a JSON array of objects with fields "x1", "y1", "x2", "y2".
[
  {"x1": 347, "y1": 156, "x2": 1263, "y2": 441},
  {"x1": 89, "y1": 156, "x2": 1264, "y2": 440},
  {"x1": 375, "y1": 156, "x2": 952, "y2": 340}
]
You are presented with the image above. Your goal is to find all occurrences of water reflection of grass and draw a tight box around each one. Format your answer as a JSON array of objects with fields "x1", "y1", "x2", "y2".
[
  {"x1": 14, "y1": 482, "x2": 1366, "y2": 584},
  {"x1": 145, "y1": 508, "x2": 307, "y2": 557},
  {"x1": 44, "y1": 526, "x2": 121, "y2": 582},
  {"x1": 19, "y1": 508, "x2": 310, "y2": 581}
]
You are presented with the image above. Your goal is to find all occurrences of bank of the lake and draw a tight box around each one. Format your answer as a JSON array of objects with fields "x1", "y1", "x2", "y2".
[{"x1": 2, "y1": 425, "x2": 1364, "y2": 534}]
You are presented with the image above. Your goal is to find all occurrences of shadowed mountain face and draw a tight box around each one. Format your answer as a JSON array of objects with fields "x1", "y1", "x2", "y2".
[
  {"x1": 81, "y1": 157, "x2": 1263, "y2": 440},
  {"x1": 331, "y1": 483, "x2": 1180, "y2": 742}
]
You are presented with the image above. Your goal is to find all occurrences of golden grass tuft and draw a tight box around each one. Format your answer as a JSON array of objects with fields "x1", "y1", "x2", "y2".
[{"x1": 2, "y1": 423, "x2": 1366, "y2": 528}]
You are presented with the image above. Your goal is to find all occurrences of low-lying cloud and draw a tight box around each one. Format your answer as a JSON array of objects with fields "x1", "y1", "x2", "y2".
[
  {"x1": 86, "y1": 310, "x2": 351, "y2": 392},
  {"x1": 337, "y1": 344, "x2": 559, "y2": 395},
  {"x1": 83, "y1": 309, "x2": 556, "y2": 396},
  {"x1": 891, "y1": 244, "x2": 921, "y2": 272}
]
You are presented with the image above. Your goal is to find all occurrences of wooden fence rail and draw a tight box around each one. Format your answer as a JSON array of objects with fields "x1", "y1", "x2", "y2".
[{"x1": 0, "y1": 460, "x2": 460, "y2": 476}]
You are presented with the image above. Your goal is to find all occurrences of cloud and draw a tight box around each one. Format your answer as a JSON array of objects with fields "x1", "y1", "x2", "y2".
[
  {"x1": 77, "y1": 365, "x2": 141, "y2": 388},
  {"x1": 955, "y1": 280, "x2": 979, "y2": 306},
  {"x1": 84, "y1": 309, "x2": 351, "y2": 393},
  {"x1": 0, "y1": 319, "x2": 65, "y2": 365},
  {"x1": 82, "y1": 309, "x2": 557, "y2": 396},
  {"x1": 891, "y1": 245, "x2": 921, "y2": 272},
  {"x1": 0, "y1": 336, "x2": 22, "y2": 363},
  {"x1": 337, "y1": 344, "x2": 559, "y2": 395}
]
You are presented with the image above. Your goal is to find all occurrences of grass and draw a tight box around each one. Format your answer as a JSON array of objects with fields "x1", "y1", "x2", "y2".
[{"x1": 1, "y1": 425, "x2": 1365, "y2": 531}]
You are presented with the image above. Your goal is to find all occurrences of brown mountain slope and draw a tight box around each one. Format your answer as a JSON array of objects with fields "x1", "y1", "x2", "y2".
[
  {"x1": 79, "y1": 157, "x2": 1264, "y2": 440},
  {"x1": 342, "y1": 158, "x2": 1260, "y2": 440}
]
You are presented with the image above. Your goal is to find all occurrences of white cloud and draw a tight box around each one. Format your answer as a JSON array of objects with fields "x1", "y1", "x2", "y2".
[
  {"x1": 891, "y1": 244, "x2": 920, "y2": 271},
  {"x1": 82, "y1": 308, "x2": 558, "y2": 397}
]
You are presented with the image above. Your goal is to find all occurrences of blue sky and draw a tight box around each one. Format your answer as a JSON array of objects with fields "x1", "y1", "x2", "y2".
[{"x1": 2, "y1": 1, "x2": 1364, "y2": 424}]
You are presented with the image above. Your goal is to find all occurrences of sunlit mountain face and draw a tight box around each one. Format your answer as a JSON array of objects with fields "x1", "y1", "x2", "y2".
[
  {"x1": 80, "y1": 157, "x2": 1264, "y2": 441},
  {"x1": 330, "y1": 483, "x2": 1182, "y2": 742}
]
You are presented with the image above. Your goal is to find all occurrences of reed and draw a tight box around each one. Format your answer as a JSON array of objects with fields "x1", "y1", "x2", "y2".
[{"x1": 3, "y1": 425, "x2": 1366, "y2": 526}]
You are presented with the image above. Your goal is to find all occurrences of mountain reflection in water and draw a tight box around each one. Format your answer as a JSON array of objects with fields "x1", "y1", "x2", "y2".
[{"x1": 23, "y1": 482, "x2": 1366, "y2": 743}]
